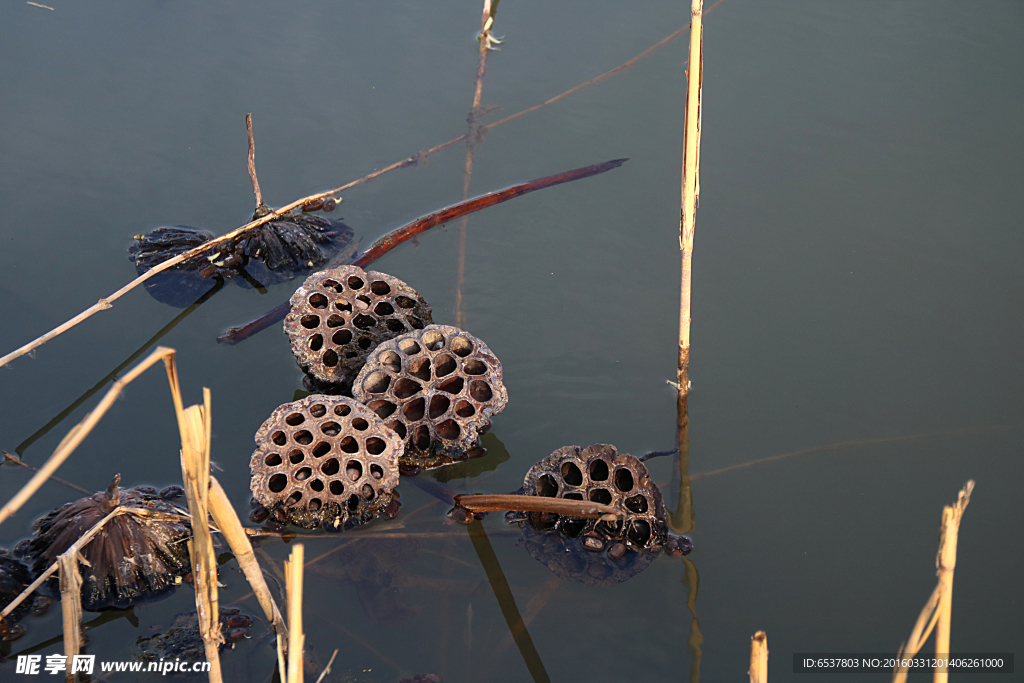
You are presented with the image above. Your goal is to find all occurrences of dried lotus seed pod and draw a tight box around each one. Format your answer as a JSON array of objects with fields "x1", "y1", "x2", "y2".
[
  {"x1": 353, "y1": 325, "x2": 508, "y2": 469},
  {"x1": 249, "y1": 396, "x2": 403, "y2": 530},
  {"x1": 284, "y1": 266, "x2": 432, "y2": 388},
  {"x1": 521, "y1": 444, "x2": 667, "y2": 551}
]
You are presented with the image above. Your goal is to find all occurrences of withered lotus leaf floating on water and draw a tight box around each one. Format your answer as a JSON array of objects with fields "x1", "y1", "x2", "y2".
[
  {"x1": 285, "y1": 265, "x2": 432, "y2": 390},
  {"x1": 0, "y1": 552, "x2": 33, "y2": 640},
  {"x1": 509, "y1": 444, "x2": 671, "y2": 586},
  {"x1": 249, "y1": 396, "x2": 403, "y2": 530},
  {"x1": 27, "y1": 475, "x2": 192, "y2": 611},
  {"x1": 353, "y1": 325, "x2": 508, "y2": 469}
]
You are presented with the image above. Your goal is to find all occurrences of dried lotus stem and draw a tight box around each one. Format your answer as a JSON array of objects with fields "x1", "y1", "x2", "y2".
[
  {"x1": 749, "y1": 631, "x2": 768, "y2": 683},
  {"x1": 58, "y1": 553, "x2": 83, "y2": 681},
  {"x1": 454, "y1": 494, "x2": 621, "y2": 519},
  {"x1": 285, "y1": 544, "x2": 305, "y2": 683}
]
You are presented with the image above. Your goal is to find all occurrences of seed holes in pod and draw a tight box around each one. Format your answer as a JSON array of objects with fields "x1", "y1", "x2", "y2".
[
  {"x1": 301, "y1": 315, "x2": 320, "y2": 329},
  {"x1": 335, "y1": 300, "x2": 353, "y2": 313},
  {"x1": 399, "y1": 339, "x2": 421, "y2": 356},
  {"x1": 364, "y1": 371, "x2": 391, "y2": 394},
  {"x1": 311, "y1": 442, "x2": 330, "y2": 458},
  {"x1": 269, "y1": 474, "x2": 287, "y2": 493},
  {"x1": 438, "y1": 377, "x2": 464, "y2": 394},
  {"x1": 463, "y1": 359, "x2": 487, "y2": 375},
  {"x1": 365, "y1": 437, "x2": 386, "y2": 455},
  {"x1": 288, "y1": 450, "x2": 305, "y2": 464},
  {"x1": 429, "y1": 395, "x2": 450, "y2": 419},
  {"x1": 357, "y1": 338, "x2": 372, "y2": 350},
  {"x1": 368, "y1": 399, "x2": 396, "y2": 419},
  {"x1": 329, "y1": 480, "x2": 344, "y2": 495},
  {"x1": 347, "y1": 495, "x2": 360, "y2": 511},
  {"x1": 308, "y1": 293, "x2": 328, "y2": 309},
  {"x1": 352, "y1": 418, "x2": 369, "y2": 431},
  {"x1": 271, "y1": 431, "x2": 287, "y2": 446},
  {"x1": 285, "y1": 491, "x2": 303, "y2": 506},
  {"x1": 454, "y1": 400, "x2": 475, "y2": 418},
  {"x1": 422, "y1": 330, "x2": 445, "y2": 351},
  {"x1": 562, "y1": 519, "x2": 587, "y2": 538},
  {"x1": 374, "y1": 302, "x2": 394, "y2": 316},
  {"x1": 624, "y1": 494, "x2": 648, "y2": 514},
  {"x1": 264, "y1": 453, "x2": 282, "y2": 467},
  {"x1": 326, "y1": 314, "x2": 344, "y2": 328},
  {"x1": 321, "y1": 459, "x2": 340, "y2": 476},
  {"x1": 333, "y1": 329, "x2": 352, "y2": 345},
  {"x1": 310, "y1": 479, "x2": 325, "y2": 492},
  {"x1": 308, "y1": 498, "x2": 322, "y2": 512},
  {"x1": 537, "y1": 474, "x2": 559, "y2": 497},
  {"x1": 361, "y1": 484, "x2": 375, "y2": 500},
  {"x1": 395, "y1": 295, "x2": 416, "y2": 309},
  {"x1": 370, "y1": 280, "x2": 391, "y2": 296},
  {"x1": 436, "y1": 419, "x2": 460, "y2": 440},
  {"x1": 322, "y1": 279, "x2": 339, "y2": 291},
  {"x1": 614, "y1": 468, "x2": 635, "y2": 493},
  {"x1": 627, "y1": 519, "x2": 652, "y2": 546},
  {"x1": 353, "y1": 314, "x2": 376, "y2": 329},
  {"x1": 370, "y1": 464, "x2": 384, "y2": 479},
  {"x1": 309, "y1": 334, "x2": 323, "y2": 351},
  {"x1": 598, "y1": 518, "x2": 624, "y2": 537},
  {"x1": 322, "y1": 349, "x2": 339, "y2": 367},
  {"x1": 285, "y1": 413, "x2": 305, "y2": 426},
  {"x1": 347, "y1": 461, "x2": 363, "y2": 480},
  {"x1": 408, "y1": 358, "x2": 432, "y2": 381},
  {"x1": 320, "y1": 421, "x2": 340, "y2": 436},
  {"x1": 380, "y1": 351, "x2": 402, "y2": 373},
  {"x1": 347, "y1": 276, "x2": 364, "y2": 289},
  {"x1": 403, "y1": 397, "x2": 425, "y2": 422},
  {"x1": 388, "y1": 421, "x2": 407, "y2": 439},
  {"x1": 340, "y1": 436, "x2": 359, "y2": 453},
  {"x1": 334, "y1": 404, "x2": 351, "y2": 417},
  {"x1": 385, "y1": 319, "x2": 406, "y2": 333},
  {"x1": 294, "y1": 431, "x2": 313, "y2": 446},
  {"x1": 564, "y1": 492, "x2": 584, "y2": 501},
  {"x1": 469, "y1": 380, "x2": 492, "y2": 402},
  {"x1": 589, "y1": 459, "x2": 609, "y2": 481},
  {"x1": 409, "y1": 317, "x2": 425, "y2": 329},
  {"x1": 561, "y1": 461, "x2": 584, "y2": 486},
  {"x1": 451, "y1": 337, "x2": 473, "y2": 357},
  {"x1": 413, "y1": 425, "x2": 431, "y2": 451},
  {"x1": 394, "y1": 378, "x2": 423, "y2": 399},
  {"x1": 310, "y1": 404, "x2": 326, "y2": 418},
  {"x1": 589, "y1": 488, "x2": 612, "y2": 505},
  {"x1": 295, "y1": 467, "x2": 312, "y2": 481},
  {"x1": 433, "y1": 354, "x2": 456, "y2": 377}
]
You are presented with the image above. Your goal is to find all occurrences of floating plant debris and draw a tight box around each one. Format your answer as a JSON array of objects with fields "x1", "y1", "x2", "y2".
[
  {"x1": 353, "y1": 325, "x2": 508, "y2": 469},
  {"x1": 128, "y1": 226, "x2": 221, "y2": 308},
  {"x1": 137, "y1": 607, "x2": 253, "y2": 662},
  {"x1": 249, "y1": 396, "x2": 403, "y2": 530},
  {"x1": 0, "y1": 552, "x2": 33, "y2": 640},
  {"x1": 225, "y1": 213, "x2": 352, "y2": 275},
  {"x1": 26, "y1": 475, "x2": 192, "y2": 611},
  {"x1": 285, "y1": 265, "x2": 432, "y2": 389}
]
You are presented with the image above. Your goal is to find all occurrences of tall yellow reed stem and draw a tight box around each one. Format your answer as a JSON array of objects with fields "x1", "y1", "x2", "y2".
[{"x1": 749, "y1": 631, "x2": 768, "y2": 682}]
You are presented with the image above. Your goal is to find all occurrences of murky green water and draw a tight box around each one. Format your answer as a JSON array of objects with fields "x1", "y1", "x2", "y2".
[{"x1": 2, "y1": 1, "x2": 1021, "y2": 681}]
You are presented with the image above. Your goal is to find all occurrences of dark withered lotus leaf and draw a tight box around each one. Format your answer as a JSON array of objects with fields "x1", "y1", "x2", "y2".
[
  {"x1": 28, "y1": 477, "x2": 192, "y2": 611},
  {"x1": 0, "y1": 553, "x2": 33, "y2": 626},
  {"x1": 128, "y1": 226, "x2": 221, "y2": 308},
  {"x1": 229, "y1": 214, "x2": 341, "y2": 272}
]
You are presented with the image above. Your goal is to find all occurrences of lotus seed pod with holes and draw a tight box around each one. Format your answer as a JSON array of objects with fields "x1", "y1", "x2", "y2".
[
  {"x1": 249, "y1": 396, "x2": 403, "y2": 530},
  {"x1": 284, "y1": 266, "x2": 432, "y2": 388},
  {"x1": 353, "y1": 325, "x2": 508, "y2": 469}
]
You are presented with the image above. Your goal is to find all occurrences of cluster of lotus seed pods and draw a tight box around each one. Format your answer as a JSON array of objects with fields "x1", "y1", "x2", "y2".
[
  {"x1": 284, "y1": 265, "x2": 432, "y2": 389},
  {"x1": 353, "y1": 325, "x2": 509, "y2": 469},
  {"x1": 249, "y1": 396, "x2": 403, "y2": 530}
]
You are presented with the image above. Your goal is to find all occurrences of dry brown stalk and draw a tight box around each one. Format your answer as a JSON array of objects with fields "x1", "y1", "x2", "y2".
[
  {"x1": 891, "y1": 480, "x2": 974, "y2": 683},
  {"x1": 58, "y1": 553, "x2": 83, "y2": 682},
  {"x1": 749, "y1": 631, "x2": 768, "y2": 683},
  {"x1": 454, "y1": 493, "x2": 621, "y2": 519},
  {"x1": 3, "y1": 450, "x2": 90, "y2": 495},
  {"x1": 0, "y1": 347, "x2": 175, "y2": 527},
  {"x1": 246, "y1": 113, "x2": 268, "y2": 216},
  {"x1": 285, "y1": 543, "x2": 305, "y2": 683},
  {"x1": 170, "y1": 385, "x2": 223, "y2": 683}
]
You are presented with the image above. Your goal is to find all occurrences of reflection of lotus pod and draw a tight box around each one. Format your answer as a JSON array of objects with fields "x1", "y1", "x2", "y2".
[
  {"x1": 522, "y1": 444, "x2": 667, "y2": 550},
  {"x1": 249, "y1": 396, "x2": 403, "y2": 530},
  {"x1": 285, "y1": 266, "x2": 432, "y2": 388},
  {"x1": 519, "y1": 523, "x2": 658, "y2": 587},
  {"x1": 137, "y1": 608, "x2": 252, "y2": 662},
  {"x1": 27, "y1": 477, "x2": 192, "y2": 611},
  {"x1": 353, "y1": 325, "x2": 508, "y2": 469}
]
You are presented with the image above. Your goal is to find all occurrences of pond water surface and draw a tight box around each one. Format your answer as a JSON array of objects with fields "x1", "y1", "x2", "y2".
[{"x1": 1, "y1": 1, "x2": 1021, "y2": 681}]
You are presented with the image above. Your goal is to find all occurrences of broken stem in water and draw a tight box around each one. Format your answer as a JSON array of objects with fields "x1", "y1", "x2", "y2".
[
  {"x1": 749, "y1": 631, "x2": 768, "y2": 683},
  {"x1": 454, "y1": 493, "x2": 621, "y2": 519},
  {"x1": 247, "y1": 113, "x2": 269, "y2": 218},
  {"x1": 58, "y1": 553, "x2": 83, "y2": 682}
]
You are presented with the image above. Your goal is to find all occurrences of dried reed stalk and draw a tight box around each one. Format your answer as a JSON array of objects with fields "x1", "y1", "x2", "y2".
[
  {"x1": 315, "y1": 649, "x2": 339, "y2": 683},
  {"x1": 454, "y1": 493, "x2": 621, "y2": 519},
  {"x1": 58, "y1": 553, "x2": 83, "y2": 682},
  {"x1": 0, "y1": 347, "x2": 175, "y2": 527},
  {"x1": 207, "y1": 476, "x2": 288, "y2": 675},
  {"x1": 749, "y1": 631, "x2": 768, "y2": 683},
  {"x1": 677, "y1": 0, "x2": 704, "y2": 400},
  {"x1": 169, "y1": 382, "x2": 223, "y2": 683},
  {"x1": 891, "y1": 480, "x2": 974, "y2": 683},
  {"x1": 285, "y1": 544, "x2": 306, "y2": 683}
]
